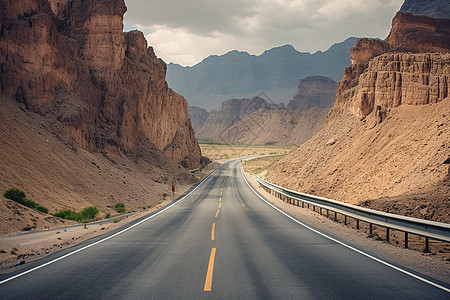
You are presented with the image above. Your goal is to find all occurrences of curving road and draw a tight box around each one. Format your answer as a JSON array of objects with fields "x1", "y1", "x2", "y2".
[{"x1": 0, "y1": 160, "x2": 449, "y2": 299}]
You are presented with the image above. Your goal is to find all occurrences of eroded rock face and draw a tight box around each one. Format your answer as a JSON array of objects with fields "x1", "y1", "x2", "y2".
[
  {"x1": 387, "y1": 12, "x2": 450, "y2": 53},
  {"x1": 196, "y1": 97, "x2": 269, "y2": 139},
  {"x1": 188, "y1": 106, "x2": 210, "y2": 132},
  {"x1": 287, "y1": 76, "x2": 337, "y2": 111},
  {"x1": 0, "y1": 0, "x2": 202, "y2": 168},
  {"x1": 329, "y1": 53, "x2": 450, "y2": 121},
  {"x1": 350, "y1": 38, "x2": 390, "y2": 65},
  {"x1": 327, "y1": 12, "x2": 450, "y2": 124}
]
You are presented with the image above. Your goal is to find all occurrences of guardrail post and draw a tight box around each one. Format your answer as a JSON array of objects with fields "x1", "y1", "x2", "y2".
[
  {"x1": 313, "y1": 205, "x2": 315, "y2": 212},
  {"x1": 254, "y1": 176, "x2": 450, "y2": 249},
  {"x1": 425, "y1": 237, "x2": 430, "y2": 253}
]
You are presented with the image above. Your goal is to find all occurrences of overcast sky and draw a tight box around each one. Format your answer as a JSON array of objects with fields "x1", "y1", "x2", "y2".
[{"x1": 123, "y1": 0, "x2": 404, "y2": 66}]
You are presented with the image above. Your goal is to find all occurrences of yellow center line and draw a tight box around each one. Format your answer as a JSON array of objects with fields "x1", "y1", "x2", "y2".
[
  {"x1": 204, "y1": 248, "x2": 217, "y2": 291},
  {"x1": 219, "y1": 197, "x2": 221, "y2": 202},
  {"x1": 219, "y1": 203, "x2": 221, "y2": 208},
  {"x1": 215, "y1": 209, "x2": 219, "y2": 218},
  {"x1": 211, "y1": 222, "x2": 215, "y2": 240}
]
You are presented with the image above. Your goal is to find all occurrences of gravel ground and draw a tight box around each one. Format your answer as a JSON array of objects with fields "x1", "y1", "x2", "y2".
[{"x1": 244, "y1": 170, "x2": 450, "y2": 286}]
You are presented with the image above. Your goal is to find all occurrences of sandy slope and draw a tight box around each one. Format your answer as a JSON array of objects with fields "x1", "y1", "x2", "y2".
[
  {"x1": 0, "y1": 95, "x2": 199, "y2": 235},
  {"x1": 268, "y1": 100, "x2": 450, "y2": 222}
]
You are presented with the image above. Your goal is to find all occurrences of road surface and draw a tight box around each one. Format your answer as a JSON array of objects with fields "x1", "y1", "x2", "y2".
[{"x1": 0, "y1": 160, "x2": 448, "y2": 299}]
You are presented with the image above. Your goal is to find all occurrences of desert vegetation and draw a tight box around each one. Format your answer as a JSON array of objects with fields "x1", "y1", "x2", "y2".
[
  {"x1": 3, "y1": 188, "x2": 49, "y2": 214},
  {"x1": 53, "y1": 206, "x2": 99, "y2": 223}
]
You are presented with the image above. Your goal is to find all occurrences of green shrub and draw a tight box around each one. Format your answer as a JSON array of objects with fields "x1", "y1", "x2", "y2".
[
  {"x1": 23, "y1": 199, "x2": 38, "y2": 209},
  {"x1": 115, "y1": 203, "x2": 125, "y2": 213},
  {"x1": 105, "y1": 213, "x2": 111, "y2": 219},
  {"x1": 162, "y1": 193, "x2": 168, "y2": 200},
  {"x1": 81, "y1": 206, "x2": 99, "y2": 220},
  {"x1": 113, "y1": 217, "x2": 124, "y2": 223},
  {"x1": 4, "y1": 188, "x2": 49, "y2": 214},
  {"x1": 53, "y1": 209, "x2": 79, "y2": 220},
  {"x1": 3, "y1": 188, "x2": 26, "y2": 203},
  {"x1": 53, "y1": 207, "x2": 98, "y2": 222},
  {"x1": 36, "y1": 206, "x2": 49, "y2": 214}
]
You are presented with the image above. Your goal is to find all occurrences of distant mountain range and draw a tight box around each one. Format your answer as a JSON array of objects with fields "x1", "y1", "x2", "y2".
[{"x1": 166, "y1": 37, "x2": 358, "y2": 110}]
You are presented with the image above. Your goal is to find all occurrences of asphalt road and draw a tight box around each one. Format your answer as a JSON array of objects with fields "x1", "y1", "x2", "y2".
[{"x1": 0, "y1": 160, "x2": 449, "y2": 299}]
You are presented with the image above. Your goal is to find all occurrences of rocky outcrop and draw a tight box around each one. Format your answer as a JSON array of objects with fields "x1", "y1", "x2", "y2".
[
  {"x1": 387, "y1": 12, "x2": 450, "y2": 53},
  {"x1": 329, "y1": 52, "x2": 450, "y2": 121},
  {"x1": 350, "y1": 38, "x2": 390, "y2": 65},
  {"x1": 188, "y1": 106, "x2": 209, "y2": 132},
  {"x1": 0, "y1": 0, "x2": 202, "y2": 168},
  {"x1": 196, "y1": 97, "x2": 273, "y2": 139},
  {"x1": 327, "y1": 11, "x2": 450, "y2": 124},
  {"x1": 287, "y1": 76, "x2": 336, "y2": 111}
]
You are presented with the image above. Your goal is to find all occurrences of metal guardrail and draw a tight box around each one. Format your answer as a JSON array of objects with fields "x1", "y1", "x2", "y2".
[{"x1": 255, "y1": 175, "x2": 450, "y2": 250}]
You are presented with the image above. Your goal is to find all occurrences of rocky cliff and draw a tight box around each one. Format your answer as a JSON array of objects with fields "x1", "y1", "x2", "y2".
[
  {"x1": 327, "y1": 12, "x2": 450, "y2": 124},
  {"x1": 0, "y1": 0, "x2": 202, "y2": 168},
  {"x1": 196, "y1": 97, "x2": 272, "y2": 139},
  {"x1": 287, "y1": 76, "x2": 336, "y2": 111},
  {"x1": 268, "y1": 5, "x2": 450, "y2": 221},
  {"x1": 188, "y1": 106, "x2": 209, "y2": 132}
]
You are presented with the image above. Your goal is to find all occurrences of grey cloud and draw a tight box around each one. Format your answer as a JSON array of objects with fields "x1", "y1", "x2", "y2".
[{"x1": 124, "y1": 0, "x2": 257, "y2": 35}]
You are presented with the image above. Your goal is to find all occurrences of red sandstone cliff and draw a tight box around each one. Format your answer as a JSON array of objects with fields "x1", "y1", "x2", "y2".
[
  {"x1": 0, "y1": 0, "x2": 202, "y2": 168},
  {"x1": 327, "y1": 12, "x2": 450, "y2": 124}
]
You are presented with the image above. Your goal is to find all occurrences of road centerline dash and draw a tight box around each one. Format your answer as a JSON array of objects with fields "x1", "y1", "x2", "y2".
[
  {"x1": 215, "y1": 209, "x2": 220, "y2": 218},
  {"x1": 211, "y1": 223, "x2": 215, "y2": 241},
  {"x1": 204, "y1": 248, "x2": 217, "y2": 291}
]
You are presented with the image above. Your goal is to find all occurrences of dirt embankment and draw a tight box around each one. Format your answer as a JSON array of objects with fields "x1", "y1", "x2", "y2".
[
  {"x1": 268, "y1": 100, "x2": 450, "y2": 223},
  {"x1": 0, "y1": 95, "x2": 205, "y2": 236}
]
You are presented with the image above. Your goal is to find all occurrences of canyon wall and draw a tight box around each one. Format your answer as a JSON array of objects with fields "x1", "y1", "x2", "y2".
[
  {"x1": 0, "y1": 0, "x2": 202, "y2": 168},
  {"x1": 327, "y1": 12, "x2": 450, "y2": 124},
  {"x1": 267, "y1": 7, "x2": 449, "y2": 221}
]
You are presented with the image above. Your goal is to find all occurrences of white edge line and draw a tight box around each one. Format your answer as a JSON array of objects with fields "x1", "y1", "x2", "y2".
[
  {"x1": 239, "y1": 165, "x2": 450, "y2": 293},
  {"x1": 0, "y1": 164, "x2": 222, "y2": 285}
]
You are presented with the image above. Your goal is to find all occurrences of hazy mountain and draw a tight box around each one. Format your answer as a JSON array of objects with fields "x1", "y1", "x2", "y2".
[
  {"x1": 166, "y1": 37, "x2": 358, "y2": 110},
  {"x1": 400, "y1": 0, "x2": 450, "y2": 19}
]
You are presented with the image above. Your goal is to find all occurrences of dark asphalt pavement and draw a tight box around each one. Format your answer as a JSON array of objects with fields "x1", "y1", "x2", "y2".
[{"x1": 0, "y1": 160, "x2": 448, "y2": 299}]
